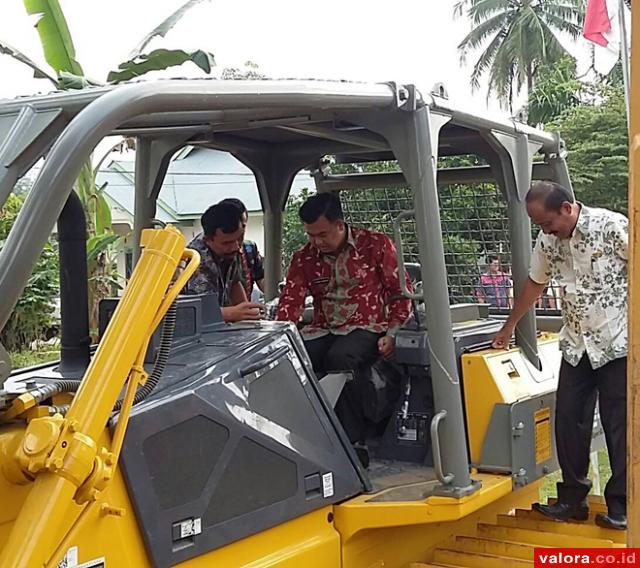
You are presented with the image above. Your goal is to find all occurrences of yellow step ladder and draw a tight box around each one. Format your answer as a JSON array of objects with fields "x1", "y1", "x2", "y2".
[{"x1": 410, "y1": 496, "x2": 626, "y2": 568}]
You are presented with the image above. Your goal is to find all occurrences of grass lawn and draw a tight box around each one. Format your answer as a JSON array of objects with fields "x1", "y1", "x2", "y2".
[
  {"x1": 9, "y1": 348, "x2": 60, "y2": 369},
  {"x1": 539, "y1": 448, "x2": 612, "y2": 502}
]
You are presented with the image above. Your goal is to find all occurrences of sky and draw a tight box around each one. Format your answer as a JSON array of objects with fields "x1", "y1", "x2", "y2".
[{"x1": 0, "y1": 0, "x2": 593, "y2": 116}]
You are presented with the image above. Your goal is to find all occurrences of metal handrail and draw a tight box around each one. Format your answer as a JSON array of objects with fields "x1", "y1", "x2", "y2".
[{"x1": 431, "y1": 410, "x2": 454, "y2": 485}]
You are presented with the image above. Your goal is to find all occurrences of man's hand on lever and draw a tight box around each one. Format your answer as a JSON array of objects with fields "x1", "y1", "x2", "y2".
[
  {"x1": 491, "y1": 278, "x2": 545, "y2": 350},
  {"x1": 222, "y1": 301, "x2": 264, "y2": 322},
  {"x1": 378, "y1": 335, "x2": 395, "y2": 360},
  {"x1": 491, "y1": 322, "x2": 515, "y2": 350}
]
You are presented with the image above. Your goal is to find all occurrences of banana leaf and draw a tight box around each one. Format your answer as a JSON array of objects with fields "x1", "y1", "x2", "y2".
[
  {"x1": 129, "y1": 0, "x2": 208, "y2": 58},
  {"x1": 0, "y1": 38, "x2": 57, "y2": 85},
  {"x1": 107, "y1": 48, "x2": 215, "y2": 83},
  {"x1": 23, "y1": 0, "x2": 83, "y2": 76}
]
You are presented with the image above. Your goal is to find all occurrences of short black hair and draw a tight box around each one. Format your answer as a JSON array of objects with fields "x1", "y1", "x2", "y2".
[
  {"x1": 487, "y1": 254, "x2": 500, "y2": 264},
  {"x1": 201, "y1": 202, "x2": 243, "y2": 237},
  {"x1": 526, "y1": 181, "x2": 574, "y2": 212},
  {"x1": 299, "y1": 192, "x2": 343, "y2": 224},
  {"x1": 220, "y1": 197, "x2": 247, "y2": 215}
]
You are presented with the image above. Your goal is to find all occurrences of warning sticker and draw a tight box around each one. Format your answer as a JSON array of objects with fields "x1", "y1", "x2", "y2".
[
  {"x1": 534, "y1": 407, "x2": 552, "y2": 464},
  {"x1": 58, "y1": 547, "x2": 78, "y2": 568},
  {"x1": 57, "y1": 548, "x2": 104, "y2": 568},
  {"x1": 322, "y1": 472, "x2": 334, "y2": 498},
  {"x1": 179, "y1": 517, "x2": 202, "y2": 538},
  {"x1": 76, "y1": 559, "x2": 105, "y2": 568}
]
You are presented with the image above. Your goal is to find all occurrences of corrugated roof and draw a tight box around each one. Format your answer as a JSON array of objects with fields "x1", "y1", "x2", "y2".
[{"x1": 98, "y1": 147, "x2": 315, "y2": 220}]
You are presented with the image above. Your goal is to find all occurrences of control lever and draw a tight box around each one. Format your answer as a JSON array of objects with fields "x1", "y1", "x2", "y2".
[{"x1": 392, "y1": 210, "x2": 422, "y2": 302}]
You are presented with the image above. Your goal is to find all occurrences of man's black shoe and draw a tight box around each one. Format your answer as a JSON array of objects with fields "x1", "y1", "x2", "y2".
[
  {"x1": 595, "y1": 513, "x2": 627, "y2": 530},
  {"x1": 532, "y1": 501, "x2": 589, "y2": 521}
]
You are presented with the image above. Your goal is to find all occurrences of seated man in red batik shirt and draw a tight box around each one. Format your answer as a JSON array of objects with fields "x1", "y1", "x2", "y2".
[{"x1": 277, "y1": 192, "x2": 411, "y2": 454}]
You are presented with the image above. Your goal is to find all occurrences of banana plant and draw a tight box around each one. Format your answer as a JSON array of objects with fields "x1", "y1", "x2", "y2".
[
  {"x1": 2, "y1": 0, "x2": 214, "y2": 335},
  {"x1": 20, "y1": 0, "x2": 214, "y2": 88}
]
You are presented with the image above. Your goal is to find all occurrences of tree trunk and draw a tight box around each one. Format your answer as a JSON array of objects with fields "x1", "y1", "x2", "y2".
[{"x1": 526, "y1": 63, "x2": 534, "y2": 94}]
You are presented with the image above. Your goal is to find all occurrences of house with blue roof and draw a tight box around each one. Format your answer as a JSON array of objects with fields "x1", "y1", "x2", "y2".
[{"x1": 98, "y1": 147, "x2": 314, "y2": 278}]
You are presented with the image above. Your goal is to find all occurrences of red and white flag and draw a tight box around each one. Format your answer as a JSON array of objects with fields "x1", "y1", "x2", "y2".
[{"x1": 583, "y1": 0, "x2": 625, "y2": 74}]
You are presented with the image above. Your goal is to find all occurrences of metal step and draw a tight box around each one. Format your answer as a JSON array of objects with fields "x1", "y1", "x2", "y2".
[
  {"x1": 495, "y1": 514, "x2": 626, "y2": 544},
  {"x1": 516, "y1": 507, "x2": 600, "y2": 522},
  {"x1": 410, "y1": 564, "x2": 455, "y2": 568},
  {"x1": 477, "y1": 522, "x2": 619, "y2": 548},
  {"x1": 446, "y1": 535, "x2": 537, "y2": 560},
  {"x1": 433, "y1": 548, "x2": 533, "y2": 567},
  {"x1": 408, "y1": 499, "x2": 625, "y2": 568}
]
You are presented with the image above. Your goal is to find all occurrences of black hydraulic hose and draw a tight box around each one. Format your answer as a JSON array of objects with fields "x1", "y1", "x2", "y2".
[
  {"x1": 30, "y1": 380, "x2": 82, "y2": 416},
  {"x1": 112, "y1": 300, "x2": 177, "y2": 412},
  {"x1": 30, "y1": 380, "x2": 81, "y2": 404},
  {"x1": 23, "y1": 302, "x2": 177, "y2": 417}
]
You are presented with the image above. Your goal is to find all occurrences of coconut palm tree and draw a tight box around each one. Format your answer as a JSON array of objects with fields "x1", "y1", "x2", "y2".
[{"x1": 455, "y1": 0, "x2": 584, "y2": 109}]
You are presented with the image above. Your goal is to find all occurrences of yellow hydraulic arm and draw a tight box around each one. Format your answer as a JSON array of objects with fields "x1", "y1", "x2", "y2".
[{"x1": 0, "y1": 225, "x2": 199, "y2": 568}]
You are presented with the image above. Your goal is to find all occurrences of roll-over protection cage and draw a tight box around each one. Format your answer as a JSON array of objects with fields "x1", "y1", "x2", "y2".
[{"x1": 0, "y1": 80, "x2": 570, "y2": 495}]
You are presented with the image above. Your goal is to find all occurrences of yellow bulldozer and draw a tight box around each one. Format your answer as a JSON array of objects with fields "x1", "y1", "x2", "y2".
[{"x1": 0, "y1": 19, "x2": 637, "y2": 566}]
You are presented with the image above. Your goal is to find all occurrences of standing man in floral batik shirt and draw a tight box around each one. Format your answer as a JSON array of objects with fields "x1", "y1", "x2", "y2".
[
  {"x1": 277, "y1": 192, "x2": 411, "y2": 462},
  {"x1": 492, "y1": 181, "x2": 628, "y2": 530}
]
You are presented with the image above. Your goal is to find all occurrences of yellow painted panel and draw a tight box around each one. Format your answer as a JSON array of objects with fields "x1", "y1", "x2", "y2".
[
  {"x1": 338, "y1": 478, "x2": 542, "y2": 568},
  {"x1": 334, "y1": 473, "x2": 515, "y2": 541},
  {"x1": 0, "y1": 428, "x2": 150, "y2": 567},
  {"x1": 462, "y1": 336, "x2": 560, "y2": 466},
  {"x1": 177, "y1": 507, "x2": 339, "y2": 568},
  {"x1": 461, "y1": 354, "x2": 504, "y2": 463},
  {"x1": 47, "y1": 465, "x2": 150, "y2": 567}
]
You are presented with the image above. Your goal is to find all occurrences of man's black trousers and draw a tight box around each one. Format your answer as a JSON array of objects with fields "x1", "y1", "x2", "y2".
[
  {"x1": 304, "y1": 330, "x2": 381, "y2": 444},
  {"x1": 555, "y1": 355, "x2": 627, "y2": 516}
]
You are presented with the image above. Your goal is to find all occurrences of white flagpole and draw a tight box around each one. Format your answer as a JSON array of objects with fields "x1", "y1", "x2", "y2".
[{"x1": 619, "y1": 0, "x2": 631, "y2": 124}]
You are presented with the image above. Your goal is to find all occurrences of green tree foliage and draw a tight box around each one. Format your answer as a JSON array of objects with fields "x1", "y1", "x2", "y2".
[
  {"x1": 527, "y1": 56, "x2": 583, "y2": 125},
  {"x1": 548, "y1": 85, "x2": 628, "y2": 213},
  {"x1": 455, "y1": 0, "x2": 584, "y2": 108},
  {"x1": 281, "y1": 157, "x2": 509, "y2": 304},
  {"x1": 282, "y1": 188, "x2": 312, "y2": 270},
  {"x1": 0, "y1": 195, "x2": 59, "y2": 350}
]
